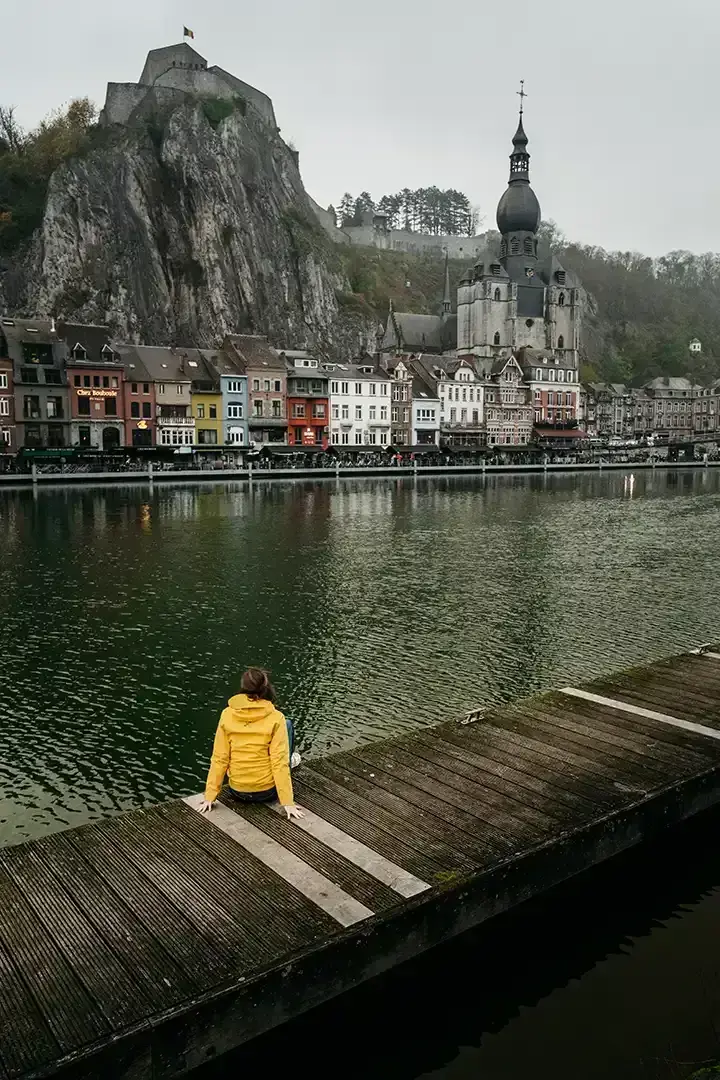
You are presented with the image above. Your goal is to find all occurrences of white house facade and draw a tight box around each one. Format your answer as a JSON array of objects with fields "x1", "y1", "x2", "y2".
[{"x1": 329, "y1": 365, "x2": 391, "y2": 447}]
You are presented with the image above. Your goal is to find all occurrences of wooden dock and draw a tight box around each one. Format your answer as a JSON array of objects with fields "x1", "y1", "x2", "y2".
[{"x1": 3, "y1": 648, "x2": 720, "y2": 1079}]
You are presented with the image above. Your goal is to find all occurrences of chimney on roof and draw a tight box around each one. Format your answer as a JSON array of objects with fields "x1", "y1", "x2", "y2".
[{"x1": 50, "y1": 317, "x2": 56, "y2": 334}]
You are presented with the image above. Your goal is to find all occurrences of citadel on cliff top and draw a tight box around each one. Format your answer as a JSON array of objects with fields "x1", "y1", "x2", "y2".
[
  {"x1": 99, "y1": 42, "x2": 277, "y2": 129},
  {"x1": 99, "y1": 42, "x2": 486, "y2": 258}
]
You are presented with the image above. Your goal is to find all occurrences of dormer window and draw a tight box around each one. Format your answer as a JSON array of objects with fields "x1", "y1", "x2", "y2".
[
  {"x1": 72, "y1": 343, "x2": 87, "y2": 361},
  {"x1": 490, "y1": 263, "x2": 501, "y2": 275},
  {"x1": 556, "y1": 271, "x2": 566, "y2": 285},
  {"x1": 535, "y1": 368, "x2": 542, "y2": 380},
  {"x1": 101, "y1": 344, "x2": 115, "y2": 361}
]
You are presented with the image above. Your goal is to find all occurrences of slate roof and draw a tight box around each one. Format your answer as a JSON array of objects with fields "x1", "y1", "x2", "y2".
[
  {"x1": 587, "y1": 382, "x2": 629, "y2": 397},
  {"x1": 382, "y1": 310, "x2": 459, "y2": 354},
  {"x1": 224, "y1": 335, "x2": 285, "y2": 371},
  {"x1": 515, "y1": 346, "x2": 576, "y2": 374},
  {"x1": 540, "y1": 255, "x2": 583, "y2": 290},
  {"x1": 201, "y1": 348, "x2": 245, "y2": 379},
  {"x1": 490, "y1": 355, "x2": 522, "y2": 376},
  {"x1": 56, "y1": 322, "x2": 114, "y2": 364},
  {"x1": 411, "y1": 373, "x2": 439, "y2": 402},
  {"x1": 129, "y1": 346, "x2": 192, "y2": 383},
  {"x1": 386, "y1": 313, "x2": 442, "y2": 349},
  {"x1": 645, "y1": 377, "x2": 694, "y2": 391},
  {"x1": 111, "y1": 345, "x2": 154, "y2": 384},
  {"x1": 0, "y1": 317, "x2": 57, "y2": 347},
  {"x1": 469, "y1": 257, "x2": 509, "y2": 280}
]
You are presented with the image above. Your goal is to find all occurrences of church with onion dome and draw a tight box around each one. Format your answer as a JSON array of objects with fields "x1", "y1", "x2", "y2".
[
  {"x1": 382, "y1": 95, "x2": 584, "y2": 372},
  {"x1": 455, "y1": 99, "x2": 583, "y2": 367},
  {"x1": 380, "y1": 93, "x2": 585, "y2": 449}
]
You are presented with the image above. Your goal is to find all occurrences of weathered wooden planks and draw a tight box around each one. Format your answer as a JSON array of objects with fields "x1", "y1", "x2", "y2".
[{"x1": 2, "y1": 648, "x2": 720, "y2": 1080}]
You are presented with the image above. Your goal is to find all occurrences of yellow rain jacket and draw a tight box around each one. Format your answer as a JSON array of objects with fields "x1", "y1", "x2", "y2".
[{"x1": 204, "y1": 694, "x2": 293, "y2": 806}]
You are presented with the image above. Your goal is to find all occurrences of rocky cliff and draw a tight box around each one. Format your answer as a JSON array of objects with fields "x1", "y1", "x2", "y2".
[{"x1": 1, "y1": 98, "x2": 360, "y2": 354}]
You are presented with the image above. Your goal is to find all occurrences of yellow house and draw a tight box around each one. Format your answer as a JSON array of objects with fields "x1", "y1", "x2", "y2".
[
  {"x1": 192, "y1": 390, "x2": 223, "y2": 446},
  {"x1": 188, "y1": 353, "x2": 224, "y2": 447}
]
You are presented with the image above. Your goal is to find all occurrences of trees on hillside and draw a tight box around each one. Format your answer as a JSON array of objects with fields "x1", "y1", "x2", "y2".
[
  {"x1": 556, "y1": 237, "x2": 720, "y2": 383},
  {"x1": 0, "y1": 98, "x2": 97, "y2": 251},
  {"x1": 337, "y1": 187, "x2": 478, "y2": 236}
]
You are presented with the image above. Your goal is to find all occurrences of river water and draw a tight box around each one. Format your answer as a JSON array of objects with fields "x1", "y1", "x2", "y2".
[{"x1": 1, "y1": 469, "x2": 720, "y2": 1077}]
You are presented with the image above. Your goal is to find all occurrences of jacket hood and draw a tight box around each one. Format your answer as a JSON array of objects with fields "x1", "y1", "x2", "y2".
[{"x1": 225, "y1": 693, "x2": 276, "y2": 724}]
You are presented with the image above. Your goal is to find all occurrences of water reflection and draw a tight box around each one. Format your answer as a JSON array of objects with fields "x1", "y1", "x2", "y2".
[{"x1": 0, "y1": 469, "x2": 720, "y2": 843}]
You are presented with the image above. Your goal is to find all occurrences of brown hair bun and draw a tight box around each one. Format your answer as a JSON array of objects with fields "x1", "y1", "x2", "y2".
[{"x1": 241, "y1": 668, "x2": 275, "y2": 702}]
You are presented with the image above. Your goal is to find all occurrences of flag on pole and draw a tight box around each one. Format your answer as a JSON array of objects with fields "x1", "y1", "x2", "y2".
[{"x1": 183, "y1": 26, "x2": 195, "y2": 39}]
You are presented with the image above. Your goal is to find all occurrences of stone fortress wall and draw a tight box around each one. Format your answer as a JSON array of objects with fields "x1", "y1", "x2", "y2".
[
  {"x1": 100, "y1": 42, "x2": 277, "y2": 129},
  {"x1": 308, "y1": 203, "x2": 488, "y2": 258},
  {"x1": 335, "y1": 224, "x2": 486, "y2": 258}
]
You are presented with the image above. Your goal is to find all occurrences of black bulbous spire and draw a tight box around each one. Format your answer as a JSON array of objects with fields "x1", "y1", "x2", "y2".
[{"x1": 496, "y1": 85, "x2": 541, "y2": 249}]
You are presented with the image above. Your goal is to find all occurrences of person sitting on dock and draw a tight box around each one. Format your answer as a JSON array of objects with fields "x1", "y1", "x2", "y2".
[{"x1": 199, "y1": 668, "x2": 304, "y2": 820}]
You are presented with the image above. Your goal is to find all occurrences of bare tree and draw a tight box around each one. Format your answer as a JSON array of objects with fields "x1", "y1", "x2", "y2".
[{"x1": 0, "y1": 106, "x2": 25, "y2": 154}]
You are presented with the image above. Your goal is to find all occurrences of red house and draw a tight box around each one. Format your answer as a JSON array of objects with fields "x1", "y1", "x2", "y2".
[
  {"x1": 284, "y1": 351, "x2": 329, "y2": 448},
  {"x1": 120, "y1": 350, "x2": 156, "y2": 448},
  {"x1": 60, "y1": 325, "x2": 126, "y2": 450}
]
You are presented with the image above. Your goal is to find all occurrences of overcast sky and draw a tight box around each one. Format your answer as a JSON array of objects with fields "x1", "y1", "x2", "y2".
[{"x1": 3, "y1": 0, "x2": 715, "y2": 256}]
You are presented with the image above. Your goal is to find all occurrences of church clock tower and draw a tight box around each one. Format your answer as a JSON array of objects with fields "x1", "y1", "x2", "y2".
[{"x1": 456, "y1": 84, "x2": 582, "y2": 369}]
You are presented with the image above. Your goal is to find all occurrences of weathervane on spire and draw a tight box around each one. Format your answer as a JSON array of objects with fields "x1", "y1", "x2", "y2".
[{"x1": 517, "y1": 79, "x2": 527, "y2": 116}]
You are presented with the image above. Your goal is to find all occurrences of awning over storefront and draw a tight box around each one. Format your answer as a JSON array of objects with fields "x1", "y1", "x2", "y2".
[
  {"x1": 260, "y1": 445, "x2": 329, "y2": 456},
  {"x1": 533, "y1": 428, "x2": 587, "y2": 441}
]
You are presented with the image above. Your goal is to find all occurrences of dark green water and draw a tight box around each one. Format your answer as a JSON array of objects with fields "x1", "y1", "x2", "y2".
[
  {"x1": 1, "y1": 468, "x2": 719, "y2": 845},
  {"x1": 2, "y1": 469, "x2": 720, "y2": 1080}
]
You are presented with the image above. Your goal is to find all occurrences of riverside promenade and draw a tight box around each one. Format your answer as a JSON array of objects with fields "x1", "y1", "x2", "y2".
[
  {"x1": 3, "y1": 648, "x2": 720, "y2": 1078},
  {"x1": 0, "y1": 458, "x2": 718, "y2": 487}
]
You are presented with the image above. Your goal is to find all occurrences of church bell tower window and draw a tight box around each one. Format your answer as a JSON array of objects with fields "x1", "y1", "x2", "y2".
[
  {"x1": 494, "y1": 288, "x2": 501, "y2": 302},
  {"x1": 511, "y1": 238, "x2": 519, "y2": 254},
  {"x1": 493, "y1": 332, "x2": 500, "y2": 346},
  {"x1": 558, "y1": 292, "x2": 565, "y2": 307},
  {"x1": 558, "y1": 335, "x2": 564, "y2": 348}
]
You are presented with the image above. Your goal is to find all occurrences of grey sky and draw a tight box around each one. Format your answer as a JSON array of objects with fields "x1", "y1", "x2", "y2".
[{"x1": 4, "y1": 0, "x2": 714, "y2": 256}]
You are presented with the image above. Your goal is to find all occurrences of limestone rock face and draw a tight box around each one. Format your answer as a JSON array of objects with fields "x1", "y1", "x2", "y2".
[{"x1": 3, "y1": 102, "x2": 349, "y2": 351}]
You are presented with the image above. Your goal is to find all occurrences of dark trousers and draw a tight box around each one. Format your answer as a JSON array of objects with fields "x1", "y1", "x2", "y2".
[{"x1": 228, "y1": 718, "x2": 295, "y2": 803}]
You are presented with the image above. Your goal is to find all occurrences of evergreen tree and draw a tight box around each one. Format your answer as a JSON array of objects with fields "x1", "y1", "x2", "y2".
[
  {"x1": 338, "y1": 192, "x2": 354, "y2": 227},
  {"x1": 352, "y1": 191, "x2": 375, "y2": 225}
]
